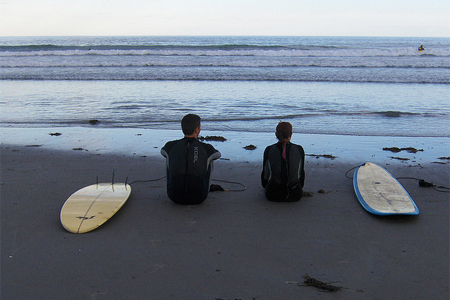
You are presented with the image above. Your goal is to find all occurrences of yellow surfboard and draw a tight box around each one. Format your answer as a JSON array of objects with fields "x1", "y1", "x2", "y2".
[{"x1": 60, "y1": 183, "x2": 131, "y2": 233}]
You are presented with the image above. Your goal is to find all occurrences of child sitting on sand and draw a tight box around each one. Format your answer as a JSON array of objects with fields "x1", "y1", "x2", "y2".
[{"x1": 261, "y1": 122, "x2": 305, "y2": 202}]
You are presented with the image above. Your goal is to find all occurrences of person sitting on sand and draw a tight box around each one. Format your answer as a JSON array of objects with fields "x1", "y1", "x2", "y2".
[
  {"x1": 418, "y1": 45, "x2": 424, "y2": 51},
  {"x1": 161, "y1": 114, "x2": 221, "y2": 205},
  {"x1": 261, "y1": 122, "x2": 305, "y2": 202}
]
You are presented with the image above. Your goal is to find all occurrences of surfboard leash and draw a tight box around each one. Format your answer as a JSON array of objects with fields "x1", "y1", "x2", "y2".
[
  {"x1": 344, "y1": 165, "x2": 359, "y2": 179},
  {"x1": 395, "y1": 177, "x2": 450, "y2": 193},
  {"x1": 126, "y1": 176, "x2": 247, "y2": 192},
  {"x1": 344, "y1": 165, "x2": 450, "y2": 193},
  {"x1": 211, "y1": 178, "x2": 247, "y2": 192},
  {"x1": 128, "y1": 176, "x2": 166, "y2": 185}
]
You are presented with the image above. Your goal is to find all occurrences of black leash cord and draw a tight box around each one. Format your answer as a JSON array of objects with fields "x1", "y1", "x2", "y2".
[
  {"x1": 344, "y1": 166, "x2": 359, "y2": 179},
  {"x1": 211, "y1": 178, "x2": 247, "y2": 192},
  {"x1": 128, "y1": 176, "x2": 166, "y2": 185},
  {"x1": 127, "y1": 176, "x2": 247, "y2": 192},
  {"x1": 433, "y1": 185, "x2": 450, "y2": 193},
  {"x1": 345, "y1": 165, "x2": 450, "y2": 193}
]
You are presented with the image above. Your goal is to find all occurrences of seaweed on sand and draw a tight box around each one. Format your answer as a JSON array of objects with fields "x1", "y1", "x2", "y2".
[
  {"x1": 306, "y1": 154, "x2": 337, "y2": 160},
  {"x1": 198, "y1": 135, "x2": 227, "y2": 142},
  {"x1": 390, "y1": 156, "x2": 410, "y2": 161},
  {"x1": 301, "y1": 275, "x2": 342, "y2": 292},
  {"x1": 383, "y1": 147, "x2": 424, "y2": 153}
]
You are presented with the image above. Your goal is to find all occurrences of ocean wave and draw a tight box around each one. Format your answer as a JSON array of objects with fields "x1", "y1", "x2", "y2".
[
  {"x1": 1, "y1": 37, "x2": 449, "y2": 83},
  {"x1": 0, "y1": 43, "x2": 351, "y2": 52},
  {"x1": 2, "y1": 62, "x2": 449, "y2": 69},
  {"x1": 372, "y1": 111, "x2": 416, "y2": 118},
  {"x1": 1, "y1": 44, "x2": 449, "y2": 58},
  {"x1": 1, "y1": 66, "x2": 448, "y2": 83},
  {"x1": 106, "y1": 106, "x2": 443, "y2": 120},
  {"x1": 1, "y1": 75, "x2": 448, "y2": 84},
  {"x1": 1, "y1": 110, "x2": 444, "y2": 124}
]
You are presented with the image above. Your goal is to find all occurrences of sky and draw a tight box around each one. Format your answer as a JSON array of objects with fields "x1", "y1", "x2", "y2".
[{"x1": 0, "y1": 0, "x2": 449, "y2": 37}]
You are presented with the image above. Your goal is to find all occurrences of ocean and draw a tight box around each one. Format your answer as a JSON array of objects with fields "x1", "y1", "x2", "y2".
[{"x1": 1, "y1": 36, "x2": 449, "y2": 137}]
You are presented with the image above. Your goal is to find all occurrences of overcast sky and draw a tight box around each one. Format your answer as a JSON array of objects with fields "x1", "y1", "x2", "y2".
[{"x1": 1, "y1": 0, "x2": 449, "y2": 37}]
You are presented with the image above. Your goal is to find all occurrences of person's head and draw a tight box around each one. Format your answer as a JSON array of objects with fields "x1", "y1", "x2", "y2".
[
  {"x1": 276, "y1": 121, "x2": 293, "y2": 143},
  {"x1": 181, "y1": 114, "x2": 201, "y2": 137}
]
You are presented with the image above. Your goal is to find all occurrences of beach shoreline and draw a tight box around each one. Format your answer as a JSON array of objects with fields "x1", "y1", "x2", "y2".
[
  {"x1": 2, "y1": 126, "x2": 449, "y2": 165},
  {"x1": 1, "y1": 140, "x2": 449, "y2": 299}
]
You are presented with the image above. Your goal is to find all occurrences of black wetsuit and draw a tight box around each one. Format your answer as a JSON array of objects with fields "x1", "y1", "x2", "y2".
[
  {"x1": 161, "y1": 137, "x2": 221, "y2": 204},
  {"x1": 261, "y1": 142, "x2": 305, "y2": 202}
]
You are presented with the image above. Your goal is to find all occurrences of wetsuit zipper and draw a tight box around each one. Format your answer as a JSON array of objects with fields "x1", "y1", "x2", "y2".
[
  {"x1": 185, "y1": 140, "x2": 190, "y2": 194},
  {"x1": 284, "y1": 144, "x2": 289, "y2": 200}
]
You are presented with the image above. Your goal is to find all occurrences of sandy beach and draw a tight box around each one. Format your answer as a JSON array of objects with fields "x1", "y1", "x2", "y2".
[{"x1": 1, "y1": 128, "x2": 449, "y2": 300}]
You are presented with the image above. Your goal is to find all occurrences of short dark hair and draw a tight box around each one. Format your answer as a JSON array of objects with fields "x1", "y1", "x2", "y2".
[
  {"x1": 181, "y1": 114, "x2": 201, "y2": 135},
  {"x1": 276, "y1": 121, "x2": 293, "y2": 140}
]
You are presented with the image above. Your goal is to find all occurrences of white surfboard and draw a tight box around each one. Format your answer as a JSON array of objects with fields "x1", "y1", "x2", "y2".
[
  {"x1": 60, "y1": 183, "x2": 131, "y2": 233},
  {"x1": 353, "y1": 162, "x2": 419, "y2": 215}
]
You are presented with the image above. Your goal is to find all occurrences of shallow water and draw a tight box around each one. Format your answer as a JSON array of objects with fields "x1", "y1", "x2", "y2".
[
  {"x1": 1, "y1": 36, "x2": 449, "y2": 137},
  {"x1": 1, "y1": 80, "x2": 449, "y2": 137}
]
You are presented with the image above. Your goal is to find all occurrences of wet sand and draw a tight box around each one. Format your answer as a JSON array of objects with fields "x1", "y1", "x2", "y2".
[{"x1": 1, "y1": 142, "x2": 449, "y2": 300}]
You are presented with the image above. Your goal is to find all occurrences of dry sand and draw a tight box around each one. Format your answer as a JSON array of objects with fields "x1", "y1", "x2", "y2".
[{"x1": 1, "y1": 143, "x2": 449, "y2": 300}]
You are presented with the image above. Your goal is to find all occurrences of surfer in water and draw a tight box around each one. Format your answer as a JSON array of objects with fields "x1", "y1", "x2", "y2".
[
  {"x1": 418, "y1": 45, "x2": 424, "y2": 51},
  {"x1": 161, "y1": 114, "x2": 221, "y2": 205},
  {"x1": 261, "y1": 122, "x2": 305, "y2": 202}
]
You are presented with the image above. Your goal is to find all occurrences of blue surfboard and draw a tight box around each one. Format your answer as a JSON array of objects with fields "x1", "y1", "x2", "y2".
[{"x1": 353, "y1": 162, "x2": 419, "y2": 215}]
